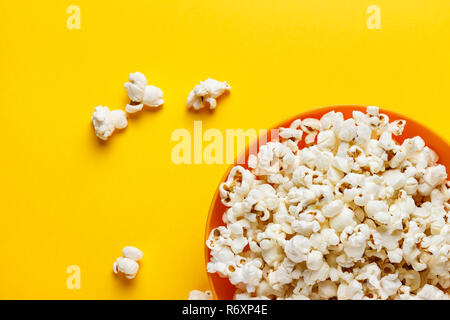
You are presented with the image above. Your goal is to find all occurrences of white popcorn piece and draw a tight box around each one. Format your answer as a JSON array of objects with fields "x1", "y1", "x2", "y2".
[
  {"x1": 337, "y1": 280, "x2": 364, "y2": 300},
  {"x1": 207, "y1": 107, "x2": 450, "y2": 300},
  {"x1": 91, "y1": 106, "x2": 128, "y2": 140},
  {"x1": 379, "y1": 274, "x2": 402, "y2": 299},
  {"x1": 415, "y1": 284, "x2": 449, "y2": 300},
  {"x1": 318, "y1": 280, "x2": 337, "y2": 299},
  {"x1": 329, "y1": 208, "x2": 356, "y2": 232},
  {"x1": 229, "y1": 260, "x2": 264, "y2": 293},
  {"x1": 284, "y1": 235, "x2": 311, "y2": 263},
  {"x1": 317, "y1": 130, "x2": 337, "y2": 150},
  {"x1": 423, "y1": 165, "x2": 447, "y2": 187},
  {"x1": 219, "y1": 166, "x2": 255, "y2": 207},
  {"x1": 404, "y1": 177, "x2": 419, "y2": 195},
  {"x1": 338, "y1": 119, "x2": 357, "y2": 142},
  {"x1": 320, "y1": 111, "x2": 342, "y2": 130},
  {"x1": 340, "y1": 224, "x2": 370, "y2": 262},
  {"x1": 399, "y1": 269, "x2": 421, "y2": 291},
  {"x1": 322, "y1": 199, "x2": 344, "y2": 218},
  {"x1": 387, "y1": 247, "x2": 403, "y2": 264},
  {"x1": 366, "y1": 106, "x2": 379, "y2": 116},
  {"x1": 383, "y1": 170, "x2": 406, "y2": 190},
  {"x1": 280, "y1": 124, "x2": 303, "y2": 142},
  {"x1": 113, "y1": 246, "x2": 143, "y2": 279},
  {"x1": 122, "y1": 246, "x2": 143, "y2": 261},
  {"x1": 306, "y1": 250, "x2": 324, "y2": 271},
  {"x1": 124, "y1": 71, "x2": 146, "y2": 102},
  {"x1": 113, "y1": 257, "x2": 139, "y2": 279},
  {"x1": 303, "y1": 261, "x2": 330, "y2": 285},
  {"x1": 248, "y1": 154, "x2": 258, "y2": 169},
  {"x1": 390, "y1": 120, "x2": 406, "y2": 136},
  {"x1": 365, "y1": 200, "x2": 390, "y2": 225},
  {"x1": 124, "y1": 71, "x2": 164, "y2": 113},
  {"x1": 188, "y1": 290, "x2": 213, "y2": 300},
  {"x1": 301, "y1": 118, "x2": 321, "y2": 144},
  {"x1": 187, "y1": 78, "x2": 231, "y2": 111},
  {"x1": 355, "y1": 263, "x2": 381, "y2": 289}
]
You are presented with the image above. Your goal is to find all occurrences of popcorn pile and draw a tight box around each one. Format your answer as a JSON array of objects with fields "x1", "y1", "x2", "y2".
[
  {"x1": 207, "y1": 107, "x2": 450, "y2": 300},
  {"x1": 113, "y1": 246, "x2": 143, "y2": 279}
]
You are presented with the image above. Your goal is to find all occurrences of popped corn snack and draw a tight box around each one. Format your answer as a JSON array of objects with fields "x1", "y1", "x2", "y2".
[
  {"x1": 124, "y1": 71, "x2": 164, "y2": 113},
  {"x1": 207, "y1": 107, "x2": 450, "y2": 300},
  {"x1": 188, "y1": 290, "x2": 213, "y2": 300},
  {"x1": 91, "y1": 106, "x2": 127, "y2": 140},
  {"x1": 187, "y1": 78, "x2": 231, "y2": 111},
  {"x1": 113, "y1": 246, "x2": 143, "y2": 279}
]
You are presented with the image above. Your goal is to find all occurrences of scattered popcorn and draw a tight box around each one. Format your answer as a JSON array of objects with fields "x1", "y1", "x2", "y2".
[
  {"x1": 207, "y1": 106, "x2": 450, "y2": 300},
  {"x1": 188, "y1": 290, "x2": 213, "y2": 300},
  {"x1": 187, "y1": 78, "x2": 231, "y2": 111},
  {"x1": 124, "y1": 71, "x2": 164, "y2": 113},
  {"x1": 113, "y1": 246, "x2": 143, "y2": 279},
  {"x1": 91, "y1": 106, "x2": 127, "y2": 140}
]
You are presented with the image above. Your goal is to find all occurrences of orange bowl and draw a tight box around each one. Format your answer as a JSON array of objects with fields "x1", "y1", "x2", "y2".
[{"x1": 204, "y1": 105, "x2": 450, "y2": 300}]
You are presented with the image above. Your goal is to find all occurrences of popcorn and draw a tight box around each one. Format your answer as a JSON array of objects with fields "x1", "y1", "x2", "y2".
[
  {"x1": 301, "y1": 118, "x2": 321, "y2": 144},
  {"x1": 379, "y1": 130, "x2": 395, "y2": 150},
  {"x1": 390, "y1": 120, "x2": 406, "y2": 136},
  {"x1": 317, "y1": 130, "x2": 337, "y2": 150},
  {"x1": 284, "y1": 235, "x2": 311, "y2": 263},
  {"x1": 320, "y1": 111, "x2": 342, "y2": 130},
  {"x1": 113, "y1": 258, "x2": 139, "y2": 279},
  {"x1": 280, "y1": 124, "x2": 303, "y2": 142},
  {"x1": 124, "y1": 71, "x2": 164, "y2": 113},
  {"x1": 303, "y1": 261, "x2": 330, "y2": 285},
  {"x1": 366, "y1": 106, "x2": 379, "y2": 116},
  {"x1": 399, "y1": 269, "x2": 421, "y2": 291},
  {"x1": 187, "y1": 78, "x2": 231, "y2": 110},
  {"x1": 365, "y1": 200, "x2": 390, "y2": 225},
  {"x1": 318, "y1": 280, "x2": 337, "y2": 299},
  {"x1": 337, "y1": 119, "x2": 357, "y2": 142},
  {"x1": 113, "y1": 246, "x2": 143, "y2": 279},
  {"x1": 188, "y1": 290, "x2": 213, "y2": 300},
  {"x1": 383, "y1": 170, "x2": 406, "y2": 190},
  {"x1": 404, "y1": 177, "x2": 419, "y2": 194},
  {"x1": 306, "y1": 250, "x2": 324, "y2": 270},
  {"x1": 329, "y1": 208, "x2": 356, "y2": 232},
  {"x1": 207, "y1": 244, "x2": 236, "y2": 277},
  {"x1": 207, "y1": 106, "x2": 450, "y2": 300},
  {"x1": 340, "y1": 224, "x2": 370, "y2": 262},
  {"x1": 122, "y1": 246, "x2": 143, "y2": 261},
  {"x1": 229, "y1": 259, "x2": 263, "y2": 293},
  {"x1": 331, "y1": 156, "x2": 351, "y2": 173},
  {"x1": 219, "y1": 166, "x2": 255, "y2": 207},
  {"x1": 423, "y1": 165, "x2": 447, "y2": 187},
  {"x1": 337, "y1": 280, "x2": 364, "y2": 300},
  {"x1": 355, "y1": 263, "x2": 381, "y2": 290},
  {"x1": 379, "y1": 274, "x2": 402, "y2": 298},
  {"x1": 91, "y1": 106, "x2": 128, "y2": 140},
  {"x1": 415, "y1": 284, "x2": 449, "y2": 300},
  {"x1": 268, "y1": 259, "x2": 297, "y2": 290},
  {"x1": 387, "y1": 247, "x2": 403, "y2": 263},
  {"x1": 248, "y1": 154, "x2": 258, "y2": 169}
]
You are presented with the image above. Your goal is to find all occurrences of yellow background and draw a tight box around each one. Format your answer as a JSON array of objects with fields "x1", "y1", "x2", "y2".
[{"x1": 0, "y1": 0, "x2": 449, "y2": 299}]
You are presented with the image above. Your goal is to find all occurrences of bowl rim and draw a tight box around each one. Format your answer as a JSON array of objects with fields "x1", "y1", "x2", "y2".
[{"x1": 204, "y1": 104, "x2": 450, "y2": 300}]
